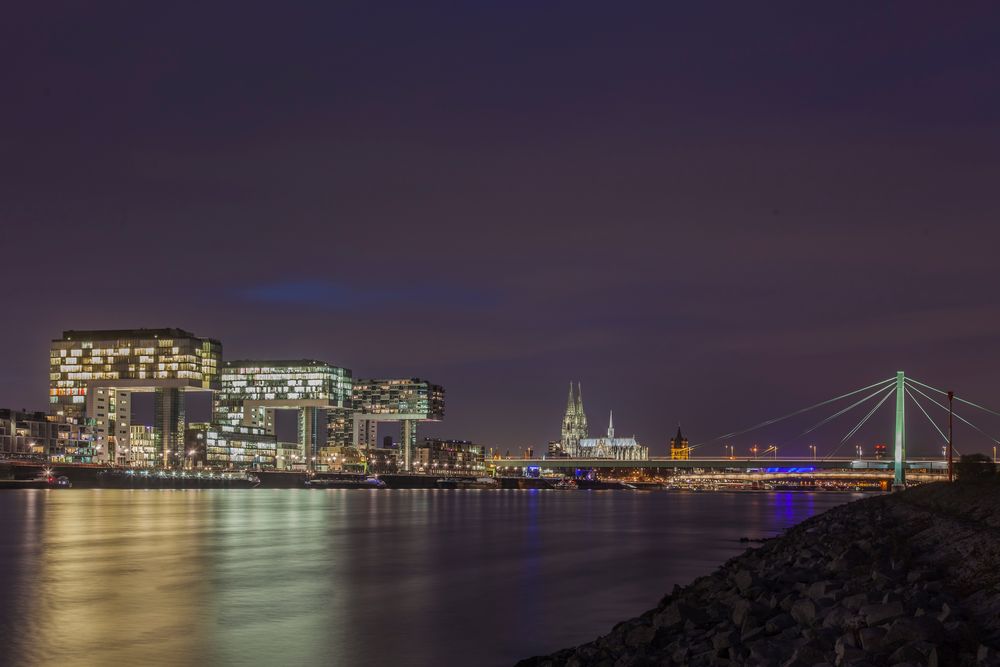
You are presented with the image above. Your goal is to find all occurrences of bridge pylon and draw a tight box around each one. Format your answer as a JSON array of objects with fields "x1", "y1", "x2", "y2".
[{"x1": 893, "y1": 370, "x2": 906, "y2": 490}]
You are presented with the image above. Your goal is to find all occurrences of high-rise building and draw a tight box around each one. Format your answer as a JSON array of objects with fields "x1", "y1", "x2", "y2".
[
  {"x1": 560, "y1": 382, "x2": 588, "y2": 456},
  {"x1": 49, "y1": 328, "x2": 221, "y2": 465},
  {"x1": 215, "y1": 360, "x2": 351, "y2": 468},
  {"x1": 350, "y1": 378, "x2": 445, "y2": 471}
]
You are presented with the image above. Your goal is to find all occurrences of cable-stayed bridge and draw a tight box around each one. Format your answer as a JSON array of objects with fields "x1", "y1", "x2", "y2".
[{"x1": 496, "y1": 371, "x2": 1000, "y2": 487}]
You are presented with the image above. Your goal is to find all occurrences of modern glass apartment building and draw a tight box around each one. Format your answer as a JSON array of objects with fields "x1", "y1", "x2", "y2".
[
  {"x1": 351, "y1": 378, "x2": 445, "y2": 471},
  {"x1": 351, "y1": 378, "x2": 445, "y2": 419},
  {"x1": 49, "y1": 328, "x2": 222, "y2": 464},
  {"x1": 185, "y1": 423, "x2": 277, "y2": 469},
  {"x1": 215, "y1": 360, "x2": 352, "y2": 467}
]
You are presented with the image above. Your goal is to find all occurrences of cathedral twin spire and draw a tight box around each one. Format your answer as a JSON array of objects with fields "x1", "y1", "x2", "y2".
[{"x1": 561, "y1": 382, "x2": 588, "y2": 455}]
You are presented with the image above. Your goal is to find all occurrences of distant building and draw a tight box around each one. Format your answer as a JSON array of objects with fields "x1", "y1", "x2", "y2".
[
  {"x1": 578, "y1": 411, "x2": 648, "y2": 461},
  {"x1": 415, "y1": 438, "x2": 485, "y2": 473},
  {"x1": 547, "y1": 440, "x2": 567, "y2": 457},
  {"x1": 0, "y1": 409, "x2": 95, "y2": 463},
  {"x1": 215, "y1": 359, "x2": 352, "y2": 468},
  {"x1": 351, "y1": 378, "x2": 445, "y2": 471},
  {"x1": 275, "y1": 442, "x2": 304, "y2": 470},
  {"x1": 128, "y1": 425, "x2": 158, "y2": 467},
  {"x1": 560, "y1": 382, "x2": 588, "y2": 455},
  {"x1": 49, "y1": 328, "x2": 222, "y2": 465},
  {"x1": 670, "y1": 426, "x2": 690, "y2": 460},
  {"x1": 184, "y1": 423, "x2": 277, "y2": 469}
]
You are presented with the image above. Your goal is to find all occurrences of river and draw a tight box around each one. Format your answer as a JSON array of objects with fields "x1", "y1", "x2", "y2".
[{"x1": 0, "y1": 489, "x2": 860, "y2": 666}]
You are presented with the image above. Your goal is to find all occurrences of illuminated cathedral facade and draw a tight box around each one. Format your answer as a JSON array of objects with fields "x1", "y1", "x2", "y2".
[
  {"x1": 560, "y1": 382, "x2": 589, "y2": 456},
  {"x1": 578, "y1": 411, "x2": 649, "y2": 461},
  {"x1": 559, "y1": 383, "x2": 648, "y2": 460}
]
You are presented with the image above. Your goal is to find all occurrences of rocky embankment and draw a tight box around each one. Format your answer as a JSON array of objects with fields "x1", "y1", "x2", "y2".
[{"x1": 518, "y1": 483, "x2": 1000, "y2": 666}]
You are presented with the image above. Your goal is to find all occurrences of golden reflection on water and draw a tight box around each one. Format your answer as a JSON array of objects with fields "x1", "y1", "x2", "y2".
[
  {"x1": 0, "y1": 489, "x2": 856, "y2": 666},
  {"x1": 15, "y1": 490, "x2": 345, "y2": 666}
]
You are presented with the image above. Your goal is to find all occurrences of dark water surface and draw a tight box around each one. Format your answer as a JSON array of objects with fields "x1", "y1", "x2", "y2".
[{"x1": 0, "y1": 489, "x2": 860, "y2": 666}]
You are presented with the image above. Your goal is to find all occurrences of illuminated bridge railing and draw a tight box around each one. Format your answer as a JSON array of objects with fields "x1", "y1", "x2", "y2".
[{"x1": 488, "y1": 457, "x2": 949, "y2": 471}]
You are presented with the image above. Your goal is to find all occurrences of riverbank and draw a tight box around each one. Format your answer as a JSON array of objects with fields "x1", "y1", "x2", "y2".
[{"x1": 518, "y1": 482, "x2": 1000, "y2": 666}]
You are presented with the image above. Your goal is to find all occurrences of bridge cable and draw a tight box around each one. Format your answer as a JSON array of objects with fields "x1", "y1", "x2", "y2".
[
  {"x1": 906, "y1": 382, "x2": 1000, "y2": 445},
  {"x1": 953, "y1": 396, "x2": 1000, "y2": 420},
  {"x1": 820, "y1": 387, "x2": 897, "y2": 461},
  {"x1": 798, "y1": 384, "x2": 896, "y2": 438},
  {"x1": 908, "y1": 377, "x2": 1000, "y2": 419},
  {"x1": 837, "y1": 387, "x2": 896, "y2": 447},
  {"x1": 687, "y1": 377, "x2": 896, "y2": 452},
  {"x1": 905, "y1": 387, "x2": 949, "y2": 445},
  {"x1": 905, "y1": 377, "x2": 948, "y2": 396}
]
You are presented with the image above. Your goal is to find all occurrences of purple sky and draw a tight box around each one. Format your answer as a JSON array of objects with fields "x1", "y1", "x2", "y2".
[{"x1": 3, "y1": 2, "x2": 1000, "y2": 456}]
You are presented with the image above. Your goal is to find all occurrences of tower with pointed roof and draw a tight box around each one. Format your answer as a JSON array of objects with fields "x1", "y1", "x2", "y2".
[
  {"x1": 560, "y1": 382, "x2": 589, "y2": 456},
  {"x1": 670, "y1": 425, "x2": 690, "y2": 460}
]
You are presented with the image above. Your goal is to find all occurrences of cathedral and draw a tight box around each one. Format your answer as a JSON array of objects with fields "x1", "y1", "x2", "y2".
[
  {"x1": 578, "y1": 411, "x2": 649, "y2": 461},
  {"x1": 560, "y1": 382, "x2": 588, "y2": 456},
  {"x1": 560, "y1": 383, "x2": 648, "y2": 460}
]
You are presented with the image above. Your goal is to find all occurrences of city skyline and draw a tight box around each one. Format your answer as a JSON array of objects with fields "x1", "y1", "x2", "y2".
[
  {"x1": 3, "y1": 3, "x2": 1000, "y2": 456},
  {"x1": 21, "y1": 324, "x2": 1000, "y2": 460}
]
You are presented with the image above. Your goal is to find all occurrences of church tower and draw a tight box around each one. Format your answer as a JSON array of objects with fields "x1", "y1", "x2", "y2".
[
  {"x1": 560, "y1": 382, "x2": 588, "y2": 455},
  {"x1": 670, "y1": 425, "x2": 690, "y2": 460}
]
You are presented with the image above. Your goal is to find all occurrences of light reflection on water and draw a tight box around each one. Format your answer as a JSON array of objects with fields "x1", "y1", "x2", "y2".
[{"x1": 0, "y1": 489, "x2": 860, "y2": 666}]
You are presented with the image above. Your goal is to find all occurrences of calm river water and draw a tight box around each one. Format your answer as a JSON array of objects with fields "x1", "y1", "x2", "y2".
[{"x1": 0, "y1": 489, "x2": 860, "y2": 666}]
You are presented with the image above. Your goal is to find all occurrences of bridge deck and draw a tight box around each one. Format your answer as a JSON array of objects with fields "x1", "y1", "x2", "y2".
[{"x1": 490, "y1": 457, "x2": 947, "y2": 471}]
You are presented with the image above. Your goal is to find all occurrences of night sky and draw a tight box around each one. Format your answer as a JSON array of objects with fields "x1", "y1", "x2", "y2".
[{"x1": 3, "y1": 2, "x2": 1000, "y2": 456}]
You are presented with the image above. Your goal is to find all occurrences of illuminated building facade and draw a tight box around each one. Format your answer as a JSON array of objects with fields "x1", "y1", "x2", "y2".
[
  {"x1": 669, "y1": 426, "x2": 690, "y2": 460},
  {"x1": 49, "y1": 328, "x2": 221, "y2": 464},
  {"x1": 215, "y1": 360, "x2": 351, "y2": 468},
  {"x1": 560, "y1": 382, "x2": 588, "y2": 455},
  {"x1": 0, "y1": 409, "x2": 95, "y2": 462},
  {"x1": 127, "y1": 425, "x2": 158, "y2": 467},
  {"x1": 350, "y1": 378, "x2": 445, "y2": 471},
  {"x1": 185, "y1": 423, "x2": 277, "y2": 469},
  {"x1": 275, "y1": 442, "x2": 304, "y2": 470},
  {"x1": 415, "y1": 438, "x2": 485, "y2": 472},
  {"x1": 577, "y1": 411, "x2": 648, "y2": 461},
  {"x1": 86, "y1": 387, "x2": 132, "y2": 464}
]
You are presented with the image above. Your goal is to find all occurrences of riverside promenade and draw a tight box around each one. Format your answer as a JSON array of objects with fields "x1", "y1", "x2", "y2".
[{"x1": 519, "y1": 483, "x2": 1000, "y2": 666}]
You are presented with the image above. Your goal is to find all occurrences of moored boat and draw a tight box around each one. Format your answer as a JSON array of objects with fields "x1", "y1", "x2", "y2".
[
  {"x1": 305, "y1": 475, "x2": 386, "y2": 489},
  {"x1": 0, "y1": 473, "x2": 72, "y2": 489}
]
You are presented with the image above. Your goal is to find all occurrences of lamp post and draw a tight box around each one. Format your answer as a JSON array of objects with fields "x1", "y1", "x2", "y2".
[{"x1": 947, "y1": 390, "x2": 954, "y2": 482}]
